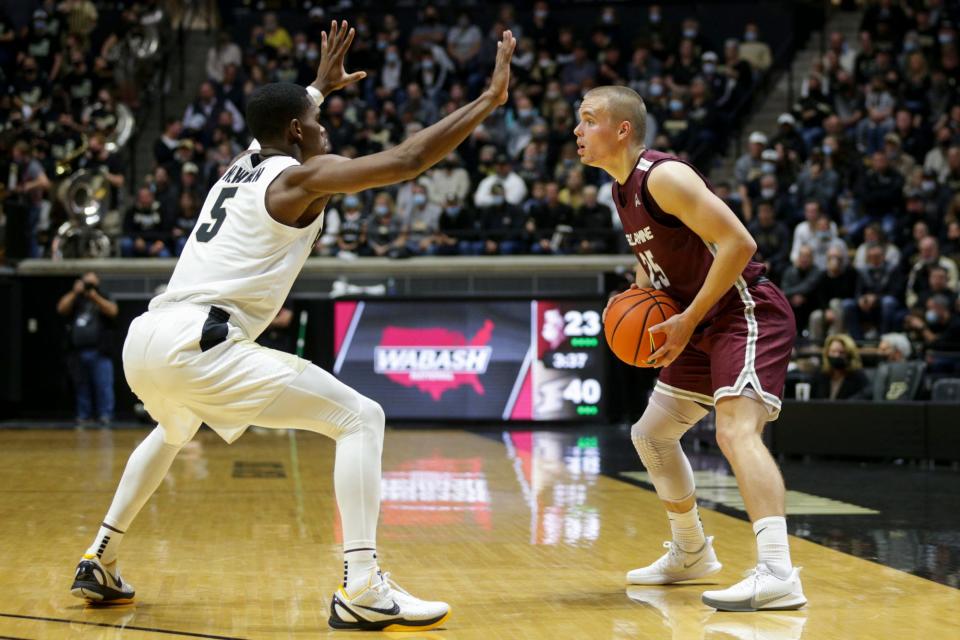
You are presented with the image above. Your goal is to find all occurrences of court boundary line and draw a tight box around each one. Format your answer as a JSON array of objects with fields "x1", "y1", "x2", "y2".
[{"x1": 0, "y1": 612, "x2": 247, "y2": 640}]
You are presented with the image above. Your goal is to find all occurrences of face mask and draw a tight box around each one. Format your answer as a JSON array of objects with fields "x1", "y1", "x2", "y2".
[
  {"x1": 760, "y1": 187, "x2": 776, "y2": 199},
  {"x1": 602, "y1": 13, "x2": 615, "y2": 24},
  {"x1": 683, "y1": 28, "x2": 697, "y2": 39},
  {"x1": 926, "y1": 309, "x2": 940, "y2": 325},
  {"x1": 904, "y1": 41, "x2": 918, "y2": 52},
  {"x1": 545, "y1": 90, "x2": 560, "y2": 100},
  {"x1": 745, "y1": 31, "x2": 758, "y2": 42},
  {"x1": 539, "y1": 58, "x2": 552, "y2": 68},
  {"x1": 374, "y1": 204, "x2": 389, "y2": 216},
  {"x1": 922, "y1": 180, "x2": 936, "y2": 192},
  {"x1": 518, "y1": 109, "x2": 534, "y2": 120},
  {"x1": 939, "y1": 34, "x2": 954, "y2": 45},
  {"x1": 650, "y1": 13, "x2": 661, "y2": 24},
  {"x1": 817, "y1": 231, "x2": 831, "y2": 242},
  {"x1": 386, "y1": 52, "x2": 399, "y2": 63},
  {"x1": 822, "y1": 145, "x2": 833, "y2": 156},
  {"x1": 649, "y1": 83, "x2": 664, "y2": 97},
  {"x1": 669, "y1": 99, "x2": 684, "y2": 112},
  {"x1": 377, "y1": 40, "x2": 387, "y2": 51},
  {"x1": 761, "y1": 162, "x2": 776, "y2": 175},
  {"x1": 413, "y1": 193, "x2": 427, "y2": 206},
  {"x1": 828, "y1": 355, "x2": 848, "y2": 370},
  {"x1": 446, "y1": 205, "x2": 461, "y2": 216},
  {"x1": 703, "y1": 63, "x2": 716, "y2": 75},
  {"x1": 306, "y1": 49, "x2": 319, "y2": 62},
  {"x1": 421, "y1": 60, "x2": 434, "y2": 70},
  {"x1": 535, "y1": 9, "x2": 548, "y2": 20},
  {"x1": 490, "y1": 195, "x2": 505, "y2": 206}
]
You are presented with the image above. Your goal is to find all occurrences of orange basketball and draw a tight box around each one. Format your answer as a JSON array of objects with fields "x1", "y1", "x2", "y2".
[{"x1": 604, "y1": 288, "x2": 681, "y2": 367}]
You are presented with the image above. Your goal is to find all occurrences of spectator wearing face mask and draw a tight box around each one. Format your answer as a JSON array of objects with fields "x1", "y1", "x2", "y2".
[
  {"x1": 906, "y1": 295, "x2": 960, "y2": 372},
  {"x1": 403, "y1": 183, "x2": 442, "y2": 255},
  {"x1": 739, "y1": 22, "x2": 772, "y2": 71},
  {"x1": 432, "y1": 196, "x2": 474, "y2": 255},
  {"x1": 365, "y1": 192, "x2": 408, "y2": 258},
  {"x1": 335, "y1": 194, "x2": 368, "y2": 258},
  {"x1": 812, "y1": 335, "x2": 869, "y2": 400}
]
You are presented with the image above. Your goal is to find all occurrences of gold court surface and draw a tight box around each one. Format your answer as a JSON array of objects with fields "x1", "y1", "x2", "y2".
[{"x1": 1, "y1": 427, "x2": 958, "y2": 639}]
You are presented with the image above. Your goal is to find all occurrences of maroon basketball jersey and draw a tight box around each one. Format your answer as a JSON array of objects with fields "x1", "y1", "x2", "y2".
[{"x1": 612, "y1": 149, "x2": 766, "y2": 321}]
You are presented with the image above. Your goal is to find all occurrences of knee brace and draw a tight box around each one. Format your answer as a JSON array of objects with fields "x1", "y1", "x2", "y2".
[{"x1": 630, "y1": 392, "x2": 709, "y2": 500}]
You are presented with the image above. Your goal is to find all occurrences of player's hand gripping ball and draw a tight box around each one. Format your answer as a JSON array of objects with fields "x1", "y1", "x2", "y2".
[{"x1": 603, "y1": 288, "x2": 681, "y2": 367}]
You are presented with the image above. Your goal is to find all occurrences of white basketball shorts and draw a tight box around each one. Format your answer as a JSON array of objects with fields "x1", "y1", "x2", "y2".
[{"x1": 122, "y1": 303, "x2": 307, "y2": 444}]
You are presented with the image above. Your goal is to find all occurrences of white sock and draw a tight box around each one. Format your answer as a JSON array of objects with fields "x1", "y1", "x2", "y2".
[
  {"x1": 85, "y1": 426, "x2": 182, "y2": 566},
  {"x1": 86, "y1": 522, "x2": 125, "y2": 566},
  {"x1": 667, "y1": 503, "x2": 706, "y2": 552},
  {"x1": 754, "y1": 516, "x2": 792, "y2": 579},
  {"x1": 344, "y1": 548, "x2": 379, "y2": 595}
]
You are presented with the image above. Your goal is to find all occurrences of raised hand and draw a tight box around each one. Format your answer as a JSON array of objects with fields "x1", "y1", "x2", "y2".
[
  {"x1": 486, "y1": 30, "x2": 515, "y2": 106},
  {"x1": 313, "y1": 20, "x2": 367, "y2": 96}
]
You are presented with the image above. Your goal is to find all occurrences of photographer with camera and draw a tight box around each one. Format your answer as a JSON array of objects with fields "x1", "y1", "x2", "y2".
[{"x1": 57, "y1": 272, "x2": 118, "y2": 425}]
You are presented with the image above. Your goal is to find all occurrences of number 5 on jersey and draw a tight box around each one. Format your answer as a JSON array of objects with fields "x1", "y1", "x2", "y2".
[
  {"x1": 196, "y1": 187, "x2": 238, "y2": 242},
  {"x1": 637, "y1": 249, "x2": 671, "y2": 288}
]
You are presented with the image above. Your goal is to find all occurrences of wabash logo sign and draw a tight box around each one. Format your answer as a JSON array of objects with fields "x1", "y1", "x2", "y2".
[{"x1": 374, "y1": 320, "x2": 495, "y2": 401}]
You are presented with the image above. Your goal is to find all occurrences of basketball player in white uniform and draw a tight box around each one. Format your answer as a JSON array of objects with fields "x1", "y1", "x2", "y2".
[{"x1": 70, "y1": 22, "x2": 516, "y2": 632}]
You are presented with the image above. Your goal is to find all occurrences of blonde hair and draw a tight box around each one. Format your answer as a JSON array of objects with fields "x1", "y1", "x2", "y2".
[
  {"x1": 821, "y1": 334, "x2": 863, "y2": 373},
  {"x1": 583, "y1": 85, "x2": 647, "y2": 144}
]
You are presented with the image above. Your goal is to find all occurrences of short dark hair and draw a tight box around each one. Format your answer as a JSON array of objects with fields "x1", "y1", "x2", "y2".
[{"x1": 246, "y1": 83, "x2": 312, "y2": 142}]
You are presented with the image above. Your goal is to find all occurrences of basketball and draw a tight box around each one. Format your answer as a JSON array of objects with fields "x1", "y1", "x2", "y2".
[{"x1": 604, "y1": 288, "x2": 681, "y2": 367}]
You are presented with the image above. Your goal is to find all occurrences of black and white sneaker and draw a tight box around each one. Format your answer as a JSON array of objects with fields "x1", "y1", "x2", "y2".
[
  {"x1": 328, "y1": 570, "x2": 450, "y2": 631},
  {"x1": 70, "y1": 554, "x2": 135, "y2": 604}
]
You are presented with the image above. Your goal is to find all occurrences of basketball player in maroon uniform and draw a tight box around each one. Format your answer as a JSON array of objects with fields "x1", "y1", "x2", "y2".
[{"x1": 575, "y1": 86, "x2": 806, "y2": 611}]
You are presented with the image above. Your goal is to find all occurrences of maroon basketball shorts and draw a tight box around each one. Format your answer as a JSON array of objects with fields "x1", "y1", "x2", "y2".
[{"x1": 655, "y1": 280, "x2": 796, "y2": 420}]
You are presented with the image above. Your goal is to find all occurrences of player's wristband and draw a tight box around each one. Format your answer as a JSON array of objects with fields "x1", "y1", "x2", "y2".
[{"x1": 306, "y1": 85, "x2": 324, "y2": 107}]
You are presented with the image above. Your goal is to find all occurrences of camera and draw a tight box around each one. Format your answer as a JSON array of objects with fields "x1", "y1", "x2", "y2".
[{"x1": 84, "y1": 281, "x2": 96, "y2": 291}]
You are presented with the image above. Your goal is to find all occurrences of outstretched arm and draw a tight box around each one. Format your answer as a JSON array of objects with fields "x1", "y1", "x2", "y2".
[
  {"x1": 646, "y1": 161, "x2": 757, "y2": 367},
  {"x1": 275, "y1": 31, "x2": 515, "y2": 200}
]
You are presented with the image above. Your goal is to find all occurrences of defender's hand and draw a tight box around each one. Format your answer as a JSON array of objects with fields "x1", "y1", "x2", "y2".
[
  {"x1": 486, "y1": 31, "x2": 515, "y2": 106},
  {"x1": 314, "y1": 20, "x2": 367, "y2": 96},
  {"x1": 646, "y1": 310, "x2": 696, "y2": 368}
]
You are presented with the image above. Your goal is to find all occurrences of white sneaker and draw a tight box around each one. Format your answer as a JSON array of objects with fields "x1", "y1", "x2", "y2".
[
  {"x1": 328, "y1": 570, "x2": 450, "y2": 631},
  {"x1": 70, "y1": 554, "x2": 135, "y2": 604},
  {"x1": 701, "y1": 564, "x2": 806, "y2": 612},
  {"x1": 626, "y1": 536, "x2": 722, "y2": 585}
]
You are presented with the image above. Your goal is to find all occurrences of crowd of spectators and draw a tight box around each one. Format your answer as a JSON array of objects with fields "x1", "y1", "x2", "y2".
[
  {"x1": 5, "y1": 2, "x2": 958, "y2": 378},
  {"x1": 730, "y1": 0, "x2": 960, "y2": 376},
  {"x1": 132, "y1": 2, "x2": 772, "y2": 260},
  {"x1": 0, "y1": 1, "x2": 168, "y2": 259}
]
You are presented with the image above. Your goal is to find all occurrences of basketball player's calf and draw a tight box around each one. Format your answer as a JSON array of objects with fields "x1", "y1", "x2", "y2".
[
  {"x1": 72, "y1": 424, "x2": 193, "y2": 604},
  {"x1": 701, "y1": 395, "x2": 806, "y2": 611},
  {"x1": 626, "y1": 392, "x2": 722, "y2": 585}
]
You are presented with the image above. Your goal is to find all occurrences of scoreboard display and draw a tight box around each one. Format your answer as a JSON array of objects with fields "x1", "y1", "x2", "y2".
[{"x1": 332, "y1": 299, "x2": 607, "y2": 421}]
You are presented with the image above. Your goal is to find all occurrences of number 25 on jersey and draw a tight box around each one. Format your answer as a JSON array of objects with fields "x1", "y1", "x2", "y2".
[{"x1": 637, "y1": 249, "x2": 671, "y2": 288}]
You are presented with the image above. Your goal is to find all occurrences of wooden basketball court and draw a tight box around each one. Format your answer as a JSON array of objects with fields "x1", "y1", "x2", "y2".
[{"x1": 1, "y1": 427, "x2": 957, "y2": 638}]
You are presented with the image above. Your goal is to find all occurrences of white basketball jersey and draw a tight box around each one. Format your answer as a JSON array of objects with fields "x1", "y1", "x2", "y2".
[{"x1": 151, "y1": 153, "x2": 324, "y2": 339}]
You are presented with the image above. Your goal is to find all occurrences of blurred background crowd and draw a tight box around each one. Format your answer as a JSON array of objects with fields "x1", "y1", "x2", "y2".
[{"x1": 1, "y1": 0, "x2": 959, "y2": 394}]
